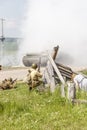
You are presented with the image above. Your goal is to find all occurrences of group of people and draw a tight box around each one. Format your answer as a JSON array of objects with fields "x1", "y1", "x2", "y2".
[
  {"x1": 0, "y1": 78, "x2": 17, "y2": 90},
  {"x1": 26, "y1": 63, "x2": 87, "y2": 92},
  {"x1": 0, "y1": 63, "x2": 45, "y2": 91},
  {"x1": 0, "y1": 62, "x2": 87, "y2": 92}
]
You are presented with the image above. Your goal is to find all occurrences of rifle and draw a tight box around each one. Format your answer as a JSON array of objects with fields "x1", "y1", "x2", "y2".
[
  {"x1": 38, "y1": 57, "x2": 41, "y2": 72},
  {"x1": 12, "y1": 78, "x2": 17, "y2": 84}
]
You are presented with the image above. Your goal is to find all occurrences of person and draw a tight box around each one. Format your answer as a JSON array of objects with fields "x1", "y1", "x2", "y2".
[
  {"x1": 7, "y1": 78, "x2": 16, "y2": 89},
  {"x1": 27, "y1": 63, "x2": 43, "y2": 90},
  {"x1": 72, "y1": 73, "x2": 87, "y2": 91}
]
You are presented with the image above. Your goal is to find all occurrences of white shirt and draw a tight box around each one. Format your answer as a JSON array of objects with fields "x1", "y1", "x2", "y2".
[{"x1": 74, "y1": 74, "x2": 87, "y2": 91}]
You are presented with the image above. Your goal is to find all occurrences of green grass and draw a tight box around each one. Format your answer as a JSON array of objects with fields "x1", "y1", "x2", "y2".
[
  {"x1": 80, "y1": 69, "x2": 87, "y2": 75},
  {"x1": 0, "y1": 83, "x2": 87, "y2": 130}
]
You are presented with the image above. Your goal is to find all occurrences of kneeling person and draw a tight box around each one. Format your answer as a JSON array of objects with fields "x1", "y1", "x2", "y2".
[{"x1": 27, "y1": 63, "x2": 43, "y2": 90}]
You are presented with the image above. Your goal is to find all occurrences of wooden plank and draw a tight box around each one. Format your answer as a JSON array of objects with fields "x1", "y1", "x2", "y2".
[
  {"x1": 47, "y1": 52, "x2": 65, "y2": 85},
  {"x1": 56, "y1": 62, "x2": 73, "y2": 71},
  {"x1": 61, "y1": 73, "x2": 71, "y2": 79},
  {"x1": 59, "y1": 69, "x2": 72, "y2": 76},
  {"x1": 43, "y1": 61, "x2": 56, "y2": 93},
  {"x1": 58, "y1": 66, "x2": 73, "y2": 74}
]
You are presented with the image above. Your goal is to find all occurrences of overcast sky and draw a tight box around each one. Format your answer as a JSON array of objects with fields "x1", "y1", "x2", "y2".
[
  {"x1": 0, "y1": 0, "x2": 26, "y2": 37},
  {"x1": 0, "y1": 0, "x2": 87, "y2": 67}
]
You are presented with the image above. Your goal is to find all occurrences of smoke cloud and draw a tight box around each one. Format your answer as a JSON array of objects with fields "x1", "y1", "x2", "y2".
[{"x1": 20, "y1": 0, "x2": 87, "y2": 68}]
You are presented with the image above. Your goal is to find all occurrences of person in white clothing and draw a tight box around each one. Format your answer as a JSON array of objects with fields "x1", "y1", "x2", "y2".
[{"x1": 72, "y1": 73, "x2": 87, "y2": 91}]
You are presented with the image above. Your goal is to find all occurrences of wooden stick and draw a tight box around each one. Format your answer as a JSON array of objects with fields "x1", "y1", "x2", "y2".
[{"x1": 47, "y1": 52, "x2": 65, "y2": 85}]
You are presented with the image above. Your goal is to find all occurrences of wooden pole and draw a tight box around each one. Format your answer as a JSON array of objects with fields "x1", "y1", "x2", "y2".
[
  {"x1": 67, "y1": 82, "x2": 76, "y2": 100},
  {"x1": 61, "y1": 84, "x2": 65, "y2": 97},
  {"x1": 52, "y1": 45, "x2": 59, "y2": 60}
]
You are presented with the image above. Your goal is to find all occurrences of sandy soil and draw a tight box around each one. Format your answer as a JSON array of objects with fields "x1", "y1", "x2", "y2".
[{"x1": 0, "y1": 67, "x2": 29, "y2": 82}]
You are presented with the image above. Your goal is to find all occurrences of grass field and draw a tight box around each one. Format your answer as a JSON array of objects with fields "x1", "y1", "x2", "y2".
[{"x1": 0, "y1": 82, "x2": 87, "y2": 130}]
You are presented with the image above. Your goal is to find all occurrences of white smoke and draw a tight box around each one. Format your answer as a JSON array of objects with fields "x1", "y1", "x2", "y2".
[{"x1": 20, "y1": 0, "x2": 87, "y2": 67}]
